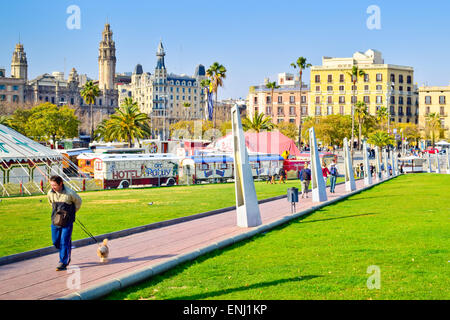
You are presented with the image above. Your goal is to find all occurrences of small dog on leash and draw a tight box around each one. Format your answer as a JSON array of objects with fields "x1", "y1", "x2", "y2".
[{"x1": 97, "y1": 239, "x2": 109, "y2": 263}]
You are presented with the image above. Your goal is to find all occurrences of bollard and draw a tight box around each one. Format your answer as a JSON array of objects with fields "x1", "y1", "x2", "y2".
[
  {"x1": 82, "y1": 179, "x2": 86, "y2": 191},
  {"x1": 40, "y1": 180, "x2": 44, "y2": 192}
]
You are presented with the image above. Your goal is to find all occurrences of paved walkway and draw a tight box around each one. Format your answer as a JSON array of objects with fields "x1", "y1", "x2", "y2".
[{"x1": 0, "y1": 179, "x2": 370, "y2": 300}]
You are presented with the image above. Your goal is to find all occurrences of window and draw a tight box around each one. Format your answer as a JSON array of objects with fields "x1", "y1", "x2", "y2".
[
  {"x1": 327, "y1": 75, "x2": 333, "y2": 83},
  {"x1": 376, "y1": 96, "x2": 383, "y2": 103},
  {"x1": 407, "y1": 97, "x2": 412, "y2": 105},
  {"x1": 407, "y1": 76, "x2": 412, "y2": 84},
  {"x1": 339, "y1": 96, "x2": 345, "y2": 103},
  {"x1": 339, "y1": 74, "x2": 345, "y2": 83},
  {"x1": 278, "y1": 107, "x2": 283, "y2": 115},
  {"x1": 425, "y1": 96, "x2": 431, "y2": 104},
  {"x1": 351, "y1": 96, "x2": 357, "y2": 103},
  {"x1": 266, "y1": 96, "x2": 271, "y2": 104},
  {"x1": 254, "y1": 97, "x2": 258, "y2": 104},
  {"x1": 266, "y1": 106, "x2": 272, "y2": 114},
  {"x1": 51, "y1": 97, "x2": 55, "y2": 104},
  {"x1": 289, "y1": 96, "x2": 295, "y2": 103},
  {"x1": 351, "y1": 85, "x2": 357, "y2": 91},
  {"x1": 364, "y1": 74, "x2": 369, "y2": 82},
  {"x1": 12, "y1": 85, "x2": 19, "y2": 91},
  {"x1": 315, "y1": 96, "x2": 321, "y2": 104},
  {"x1": 289, "y1": 119, "x2": 295, "y2": 123},
  {"x1": 315, "y1": 106, "x2": 321, "y2": 115},
  {"x1": 301, "y1": 106, "x2": 307, "y2": 114},
  {"x1": 376, "y1": 85, "x2": 382, "y2": 91},
  {"x1": 182, "y1": 88, "x2": 185, "y2": 93},
  {"x1": 315, "y1": 75, "x2": 321, "y2": 83},
  {"x1": 289, "y1": 106, "x2": 295, "y2": 115},
  {"x1": 390, "y1": 106, "x2": 395, "y2": 115},
  {"x1": 301, "y1": 96, "x2": 306, "y2": 103},
  {"x1": 278, "y1": 96, "x2": 282, "y2": 103},
  {"x1": 399, "y1": 75, "x2": 404, "y2": 83},
  {"x1": 99, "y1": 99, "x2": 102, "y2": 106},
  {"x1": 426, "y1": 106, "x2": 430, "y2": 114},
  {"x1": 340, "y1": 106, "x2": 344, "y2": 115},
  {"x1": 399, "y1": 86, "x2": 403, "y2": 92},
  {"x1": 398, "y1": 106, "x2": 404, "y2": 115},
  {"x1": 364, "y1": 96, "x2": 370, "y2": 103},
  {"x1": 13, "y1": 95, "x2": 19, "y2": 102},
  {"x1": 327, "y1": 96, "x2": 333, "y2": 104},
  {"x1": 376, "y1": 73, "x2": 382, "y2": 82},
  {"x1": 327, "y1": 106, "x2": 333, "y2": 115},
  {"x1": 315, "y1": 86, "x2": 320, "y2": 92},
  {"x1": 364, "y1": 85, "x2": 369, "y2": 91},
  {"x1": 327, "y1": 86, "x2": 333, "y2": 92},
  {"x1": 339, "y1": 85, "x2": 345, "y2": 92},
  {"x1": 0, "y1": 85, "x2": 5, "y2": 90},
  {"x1": 201, "y1": 163, "x2": 209, "y2": 170},
  {"x1": 390, "y1": 74, "x2": 395, "y2": 83},
  {"x1": 70, "y1": 98, "x2": 74, "y2": 105},
  {"x1": 439, "y1": 96, "x2": 446, "y2": 104},
  {"x1": 390, "y1": 96, "x2": 395, "y2": 104}
]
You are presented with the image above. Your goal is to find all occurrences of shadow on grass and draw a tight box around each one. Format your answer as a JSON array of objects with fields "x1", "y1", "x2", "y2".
[
  {"x1": 299, "y1": 213, "x2": 379, "y2": 224},
  {"x1": 171, "y1": 275, "x2": 322, "y2": 300}
]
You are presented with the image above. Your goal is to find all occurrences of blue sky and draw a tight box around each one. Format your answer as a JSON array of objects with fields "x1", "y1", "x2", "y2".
[{"x1": 1, "y1": 0, "x2": 450, "y2": 99}]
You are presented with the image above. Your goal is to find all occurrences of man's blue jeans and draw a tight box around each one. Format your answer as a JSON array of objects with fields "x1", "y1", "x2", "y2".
[
  {"x1": 330, "y1": 175, "x2": 337, "y2": 193},
  {"x1": 51, "y1": 223, "x2": 73, "y2": 265}
]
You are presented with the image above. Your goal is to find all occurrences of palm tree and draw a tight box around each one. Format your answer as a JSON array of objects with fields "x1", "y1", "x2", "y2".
[
  {"x1": 376, "y1": 106, "x2": 389, "y2": 131},
  {"x1": 206, "y1": 62, "x2": 227, "y2": 128},
  {"x1": 368, "y1": 130, "x2": 395, "y2": 149},
  {"x1": 242, "y1": 112, "x2": 275, "y2": 133},
  {"x1": 106, "y1": 97, "x2": 152, "y2": 147},
  {"x1": 80, "y1": 80, "x2": 100, "y2": 140},
  {"x1": 347, "y1": 66, "x2": 366, "y2": 154},
  {"x1": 425, "y1": 112, "x2": 441, "y2": 147},
  {"x1": 265, "y1": 80, "x2": 280, "y2": 117},
  {"x1": 93, "y1": 119, "x2": 112, "y2": 142},
  {"x1": 0, "y1": 115, "x2": 10, "y2": 126},
  {"x1": 290, "y1": 57, "x2": 312, "y2": 148},
  {"x1": 354, "y1": 101, "x2": 368, "y2": 150}
]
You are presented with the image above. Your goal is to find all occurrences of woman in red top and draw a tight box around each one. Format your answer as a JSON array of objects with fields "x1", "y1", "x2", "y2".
[{"x1": 322, "y1": 162, "x2": 330, "y2": 186}]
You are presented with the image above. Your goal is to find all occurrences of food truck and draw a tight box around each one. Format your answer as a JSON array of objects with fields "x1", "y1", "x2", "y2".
[{"x1": 91, "y1": 153, "x2": 180, "y2": 189}]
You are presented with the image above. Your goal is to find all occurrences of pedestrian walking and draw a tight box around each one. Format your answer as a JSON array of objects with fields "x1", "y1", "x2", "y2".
[
  {"x1": 47, "y1": 175, "x2": 82, "y2": 271},
  {"x1": 329, "y1": 161, "x2": 338, "y2": 193},
  {"x1": 299, "y1": 163, "x2": 311, "y2": 198},
  {"x1": 359, "y1": 163, "x2": 364, "y2": 178},
  {"x1": 279, "y1": 167, "x2": 287, "y2": 184},
  {"x1": 322, "y1": 161, "x2": 330, "y2": 186}
]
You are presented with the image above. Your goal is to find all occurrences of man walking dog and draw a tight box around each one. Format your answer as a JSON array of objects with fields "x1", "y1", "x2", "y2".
[{"x1": 47, "y1": 175, "x2": 82, "y2": 271}]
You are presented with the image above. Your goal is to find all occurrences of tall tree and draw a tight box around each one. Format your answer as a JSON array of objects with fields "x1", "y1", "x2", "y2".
[
  {"x1": 347, "y1": 66, "x2": 366, "y2": 154},
  {"x1": 425, "y1": 112, "x2": 441, "y2": 147},
  {"x1": 106, "y1": 98, "x2": 152, "y2": 147},
  {"x1": 242, "y1": 112, "x2": 275, "y2": 133},
  {"x1": 206, "y1": 62, "x2": 227, "y2": 128},
  {"x1": 354, "y1": 101, "x2": 368, "y2": 150},
  {"x1": 277, "y1": 122, "x2": 299, "y2": 141},
  {"x1": 290, "y1": 57, "x2": 312, "y2": 148},
  {"x1": 27, "y1": 103, "x2": 79, "y2": 146},
  {"x1": 80, "y1": 80, "x2": 100, "y2": 140},
  {"x1": 367, "y1": 130, "x2": 395, "y2": 149},
  {"x1": 376, "y1": 106, "x2": 389, "y2": 131}
]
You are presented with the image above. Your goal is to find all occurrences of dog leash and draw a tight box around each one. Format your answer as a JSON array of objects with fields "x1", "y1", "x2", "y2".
[{"x1": 75, "y1": 219, "x2": 99, "y2": 244}]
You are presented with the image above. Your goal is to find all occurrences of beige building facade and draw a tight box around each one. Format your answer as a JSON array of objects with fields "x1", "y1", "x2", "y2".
[
  {"x1": 129, "y1": 41, "x2": 206, "y2": 139},
  {"x1": 309, "y1": 49, "x2": 418, "y2": 125},
  {"x1": 418, "y1": 85, "x2": 450, "y2": 137}
]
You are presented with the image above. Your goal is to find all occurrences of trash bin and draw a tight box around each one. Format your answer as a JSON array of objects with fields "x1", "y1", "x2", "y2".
[
  {"x1": 287, "y1": 187, "x2": 299, "y2": 214},
  {"x1": 287, "y1": 187, "x2": 299, "y2": 203}
]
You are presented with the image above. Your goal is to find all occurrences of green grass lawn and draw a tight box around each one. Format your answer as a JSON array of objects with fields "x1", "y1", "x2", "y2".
[
  {"x1": 104, "y1": 174, "x2": 450, "y2": 300},
  {"x1": 0, "y1": 178, "x2": 345, "y2": 257}
]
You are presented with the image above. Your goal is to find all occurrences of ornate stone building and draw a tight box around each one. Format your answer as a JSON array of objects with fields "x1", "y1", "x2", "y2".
[
  {"x1": 0, "y1": 24, "x2": 119, "y2": 136},
  {"x1": 128, "y1": 40, "x2": 207, "y2": 139}
]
